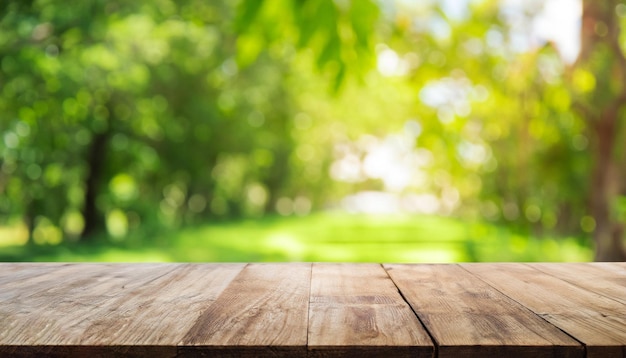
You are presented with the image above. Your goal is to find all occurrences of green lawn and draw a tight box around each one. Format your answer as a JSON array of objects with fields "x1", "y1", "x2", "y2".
[{"x1": 0, "y1": 213, "x2": 593, "y2": 262}]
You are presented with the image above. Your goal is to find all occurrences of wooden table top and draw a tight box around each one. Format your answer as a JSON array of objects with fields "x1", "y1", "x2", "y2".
[{"x1": 0, "y1": 263, "x2": 624, "y2": 357}]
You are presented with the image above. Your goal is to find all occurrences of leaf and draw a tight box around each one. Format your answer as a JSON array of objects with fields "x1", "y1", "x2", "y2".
[
  {"x1": 332, "y1": 62, "x2": 346, "y2": 93},
  {"x1": 349, "y1": 0, "x2": 379, "y2": 50},
  {"x1": 234, "y1": 0, "x2": 265, "y2": 33},
  {"x1": 236, "y1": 33, "x2": 264, "y2": 68},
  {"x1": 316, "y1": 35, "x2": 340, "y2": 69}
]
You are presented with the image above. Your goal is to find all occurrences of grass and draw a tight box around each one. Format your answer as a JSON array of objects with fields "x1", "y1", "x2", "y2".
[{"x1": 0, "y1": 212, "x2": 593, "y2": 262}]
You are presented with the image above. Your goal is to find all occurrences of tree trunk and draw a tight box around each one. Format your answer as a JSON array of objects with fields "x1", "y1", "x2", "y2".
[
  {"x1": 81, "y1": 130, "x2": 110, "y2": 240},
  {"x1": 590, "y1": 107, "x2": 625, "y2": 260},
  {"x1": 578, "y1": 1, "x2": 626, "y2": 261}
]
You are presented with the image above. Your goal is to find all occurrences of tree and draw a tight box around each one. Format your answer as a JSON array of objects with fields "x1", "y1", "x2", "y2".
[
  {"x1": 0, "y1": 0, "x2": 308, "y2": 241},
  {"x1": 573, "y1": 1, "x2": 626, "y2": 260},
  {"x1": 278, "y1": 0, "x2": 626, "y2": 260},
  {"x1": 2, "y1": 0, "x2": 624, "y2": 262}
]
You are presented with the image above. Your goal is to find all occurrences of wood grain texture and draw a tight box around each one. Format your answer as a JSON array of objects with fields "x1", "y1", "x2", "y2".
[
  {"x1": 530, "y1": 263, "x2": 626, "y2": 305},
  {"x1": 0, "y1": 263, "x2": 71, "y2": 288},
  {"x1": 463, "y1": 263, "x2": 626, "y2": 358},
  {"x1": 1, "y1": 264, "x2": 164, "y2": 345},
  {"x1": 180, "y1": 263, "x2": 311, "y2": 357},
  {"x1": 1, "y1": 263, "x2": 625, "y2": 357},
  {"x1": 601, "y1": 262, "x2": 626, "y2": 273},
  {"x1": 385, "y1": 264, "x2": 583, "y2": 358},
  {"x1": 0, "y1": 263, "x2": 244, "y2": 357},
  {"x1": 308, "y1": 263, "x2": 434, "y2": 357},
  {"x1": 78, "y1": 263, "x2": 245, "y2": 345}
]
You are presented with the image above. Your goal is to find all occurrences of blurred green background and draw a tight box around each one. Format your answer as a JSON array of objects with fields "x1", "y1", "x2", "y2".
[{"x1": 1, "y1": 0, "x2": 625, "y2": 262}]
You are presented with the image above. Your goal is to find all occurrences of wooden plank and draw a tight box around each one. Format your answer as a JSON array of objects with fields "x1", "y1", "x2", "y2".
[
  {"x1": 0, "y1": 263, "x2": 180, "y2": 356},
  {"x1": 0, "y1": 263, "x2": 168, "y2": 345},
  {"x1": 79, "y1": 264, "x2": 245, "y2": 345},
  {"x1": 0, "y1": 345, "x2": 179, "y2": 358},
  {"x1": 596, "y1": 262, "x2": 626, "y2": 271},
  {"x1": 180, "y1": 263, "x2": 311, "y2": 357},
  {"x1": 530, "y1": 263, "x2": 626, "y2": 305},
  {"x1": 1, "y1": 262, "x2": 623, "y2": 356},
  {"x1": 307, "y1": 263, "x2": 434, "y2": 357},
  {"x1": 385, "y1": 264, "x2": 583, "y2": 358},
  {"x1": 0, "y1": 263, "x2": 245, "y2": 357},
  {"x1": 463, "y1": 263, "x2": 626, "y2": 358},
  {"x1": 0, "y1": 263, "x2": 118, "y2": 303},
  {"x1": 0, "y1": 263, "x2": 69, "y2": 286}
]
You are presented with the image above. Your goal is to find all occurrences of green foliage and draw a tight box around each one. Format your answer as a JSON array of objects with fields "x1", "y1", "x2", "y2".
[
  {"x1": 233, "y1": 0, "x2": 379, "y2": 90},
  {"x1": 0, "y1": 0, "x2": 621, "y2": 259},
  {"x1": 0, "y1": 214, "x2": 592, "y2": 262},
  {"x1": 1, "y1": 0, "x2": 306, "y2": 242}
]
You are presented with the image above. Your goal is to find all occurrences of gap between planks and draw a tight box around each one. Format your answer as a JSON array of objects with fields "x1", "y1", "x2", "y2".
[
  {"x1": 386, "y1": 263, "x2": 584, "y2": 358},
  {"x1": 382, "y1": 263, "x2": 441, "y2": 358},
  {"x1": 2, "y1": 263, "x2": 623, "y2": 357},
  {"x1": 307, "y1": 263, "x2": 434, "y2": 357},
  {"x1": 461, "y1": 263, "x2": 626, "y2": 358},
  {"x1": 456, "y1": 263, "x2": 589, "y2": 354}
]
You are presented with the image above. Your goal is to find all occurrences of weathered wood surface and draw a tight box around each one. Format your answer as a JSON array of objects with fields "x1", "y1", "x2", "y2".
[
  {"x1": 463, "y1": 263, "x2": 626, "y2": 358},
  {"x1": 0, "y1": 263, "x2": 625, "y2": 357},
  {"x1": 308, "y1": 263, "x2": 433, "y2": 357},
  {"x1": 385, "y1": 264, "x2": 583, "y2": 358},
  {"x1": 181, "y1": 263, "x2": 311, "y2": 357}
]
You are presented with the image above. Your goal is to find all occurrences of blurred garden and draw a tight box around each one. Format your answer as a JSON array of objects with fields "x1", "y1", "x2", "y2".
[{"x1": 1, "y1": 0, "x2": 625, "y2": 262}]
